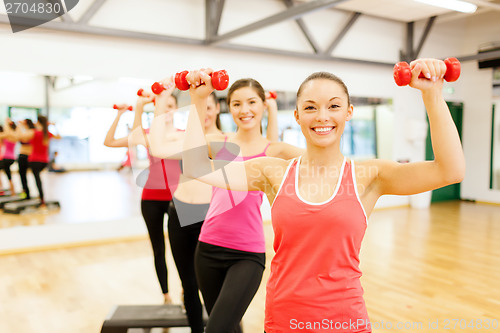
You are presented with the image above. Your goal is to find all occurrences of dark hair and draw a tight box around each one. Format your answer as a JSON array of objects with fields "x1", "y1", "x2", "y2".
[
  {"x1": 0, "y1": 125, "x2": 3, "y2": 132},
  {"x1": 209, "y1": 92, "x2": 221, "y2": 130},
  {"x1": 9, "y1": 121, "x2": 16, "y2": 130},
  {"x1": 297, "y1": 72, "x2": 351, "y2": 106},
  {"x1": 169, "y1": 94, "x2": 178, "y2": 107},
  {"x1": 38, "y1": 115, "x2": 49, "y2": 142},
  {"x1": 227, "y1": 78, "x2": 266, "y2": 105},
  {"x1": 25, "y1": 119, "x2": 35, "y2": 129}
]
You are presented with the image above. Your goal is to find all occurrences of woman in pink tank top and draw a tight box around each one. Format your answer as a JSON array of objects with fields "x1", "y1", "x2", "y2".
[
  {"x1": 177, "y1": 74, "x2": 304, "y2": 333},
  {"x1": 182, "y1": 60, "x2": 465, "y2": 332}
]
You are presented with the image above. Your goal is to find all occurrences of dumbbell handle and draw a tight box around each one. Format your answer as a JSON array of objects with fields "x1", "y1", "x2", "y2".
[
  {"x1": 393, "y1": 57, "x2": 461, "y2": 86},
  {"x1": 113, "y1": 104, "x2": 133, "y2": 111}
]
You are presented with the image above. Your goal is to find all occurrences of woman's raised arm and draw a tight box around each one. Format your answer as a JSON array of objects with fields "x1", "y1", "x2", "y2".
[{"x1": 376, "y1": 58, "x2": 465, "y2": 196}]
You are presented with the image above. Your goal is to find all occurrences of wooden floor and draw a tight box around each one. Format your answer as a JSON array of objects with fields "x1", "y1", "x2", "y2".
[
  {"x1": 0, "y1": 171, "x2": 499, "y2": 332},
  {"x1": 0, "y1": 169, "x2": 142, "y2": 228}
]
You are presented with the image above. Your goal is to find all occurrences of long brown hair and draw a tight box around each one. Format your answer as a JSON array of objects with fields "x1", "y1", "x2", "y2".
[
  {"x1": 25, "y1": 118, "x2": 35, "y2": 129},
  {"x1": 38, "y1": 115, "x2": 49, "y2": 143},
  {"x1": 209, "y1": 92, "x2": 221, "y2": 130}
]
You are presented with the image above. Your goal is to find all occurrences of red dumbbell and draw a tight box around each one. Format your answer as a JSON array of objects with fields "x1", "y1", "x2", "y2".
[
  {"x1": 267, "y1": 91, "x2": 277, "y2": 99},
  {"x1": 152, "y1": 70, "x2": 229, "y2": 94},
  {"x1": 113, "y1": 104, "x2": 133, "y2": 111},
  {"x1": 393, "y1": 57, "x2": 461, "y2": 86},
  {"x1": 138, "y1": 88, "x2": 156, "y2": 105},
  {"x1": 174, "y1": 70, "x2": 229, "y2": 91},
  {"x1": 151, "y1": 82, "x2": 175, "y2": 95}
]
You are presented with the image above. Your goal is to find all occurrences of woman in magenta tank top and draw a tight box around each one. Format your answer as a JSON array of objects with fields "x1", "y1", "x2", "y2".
[
  {"x1": 178, "y1": 73, "x2": 303, "y2": 333},
  {"x1": 182, "y1": 60, "x2": 465, "y2": 333},
  {"x1": 149, "y1": 77, "x2": 282, "y2": 332},
  {"x1": 0, "y1": 120, "x2": 18, "y2": 194}
]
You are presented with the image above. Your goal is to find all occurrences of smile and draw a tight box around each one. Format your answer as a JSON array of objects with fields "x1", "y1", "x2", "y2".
[{"x1": 312, "y1": 126, "x2": 334, "y2": 134}]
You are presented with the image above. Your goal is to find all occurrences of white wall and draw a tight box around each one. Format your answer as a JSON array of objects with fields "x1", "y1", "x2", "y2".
[
  {"x1": 456, "y1": 10, "x2": 500, "y2": 203},
  {"x1": 1, "y1": 2, "x2": 499, "y2": 206}
]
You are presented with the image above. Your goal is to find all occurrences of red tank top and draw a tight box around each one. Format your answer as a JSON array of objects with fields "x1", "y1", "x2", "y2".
[
  {"x1": 266, "y1": 157, "x2": 370, "y2": 333},
  {"x1": 141, "y1": 129, "x2": 181, "y2": 201},
  {"x1": 29, "y1": 130, "x2": 53, "y2": 163}
]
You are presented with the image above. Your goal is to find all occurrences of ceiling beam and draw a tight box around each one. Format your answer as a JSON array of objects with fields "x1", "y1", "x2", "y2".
[
  {"x1": 0, "y1": 14, "x2": 204, "y2": 45},
  {"x1": 399, "y1": 21, "x2": 415, "y2": 62},
  {"x1": 414, "y1": 16, "x2": 436, "y2": 59},
  {"x1": 457, "y1": 49, "x2": 500, "y2": 62},
  {"x1": 283, "y1": 0, "x2": 321, "y2": 54},
  {"x1": 213, "y1": 0, "x2": 225, "y2": 36},
  {"x1": 78, "y1": 0, "x2": 107, "y2": 25},
  {"x1": 217, "y1": 42, "x2": 394, "y2": 67},
  {"x1": 207, "y1": 0, "x2": 348, "y2": 45},
  {"x1": 205, "y1": 0, "x2": 216, "y2": 41},
  {"x1": 323, "y1": 11, "x2": 361, "y2": 55}
]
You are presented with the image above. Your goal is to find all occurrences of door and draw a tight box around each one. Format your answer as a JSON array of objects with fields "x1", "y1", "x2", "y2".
[{"x1": 425, "y1": 102, "x2": 463, "y2": 202}]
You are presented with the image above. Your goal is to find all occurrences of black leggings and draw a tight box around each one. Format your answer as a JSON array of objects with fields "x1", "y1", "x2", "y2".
[
  {"x1": 1, "y1": 159, "x2": 15, "y2": 180},
  {"x1": 140, "y1": 200, "x2": 171, "y2": 294},
  {"x1": 167, "y1": 200, "x2": 208, "y2": 333},
  {"x1": 18, "y1": 154, "x2": 30, "y2": 198},
  {"x1": 195, "y1": 241, "x2": 265, "y2": 333},
  {"x1": 29, "y1": 162, "x2": 48, "y2": 203}
]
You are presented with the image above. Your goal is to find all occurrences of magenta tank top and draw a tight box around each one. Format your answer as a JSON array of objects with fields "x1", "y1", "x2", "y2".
[
  {"x1": 2, "y1": 140, "x2": 16, "y2": 160},
  {"x1": 199, "y1": 137, "x2": 270, "y2": 253}
]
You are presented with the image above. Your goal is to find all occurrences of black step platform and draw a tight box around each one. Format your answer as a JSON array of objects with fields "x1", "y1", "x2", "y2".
[
  {"x1": 0, "y1": 195, "x2": 26, "y2": 208},
  {"x1": 3, "y1": 199, "x2": 60, "y2": 214},
  {"x1": 100, "y1": 304, "x2": 207, "y2": 333}
]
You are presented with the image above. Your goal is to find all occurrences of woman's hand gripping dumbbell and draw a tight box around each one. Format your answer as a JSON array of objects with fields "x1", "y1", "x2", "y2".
[{"x1": 393, "y1": 57, "x2": 460, "y2": 86}]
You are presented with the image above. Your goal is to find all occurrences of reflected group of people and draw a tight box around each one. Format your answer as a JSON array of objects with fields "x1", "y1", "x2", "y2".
[{"x1": 0, "y1": 116, "x2": 61, "y2": 209}]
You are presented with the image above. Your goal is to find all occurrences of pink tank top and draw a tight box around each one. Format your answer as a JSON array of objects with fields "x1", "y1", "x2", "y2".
[
  {"x1": 2, "y1": 140, "x2": 16, "y2": 160},
  {"x1": 199, "y1": 137, "x2": 270, "y2": 253},
  {"x1": 266, "y1": 157, "x2": 370, "y2": 333}
]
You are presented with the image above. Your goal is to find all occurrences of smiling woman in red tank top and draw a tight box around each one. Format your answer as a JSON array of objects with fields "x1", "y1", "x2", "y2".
[{"x1": 181, "y1": 60, "x2": 465, "y2": 333}]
